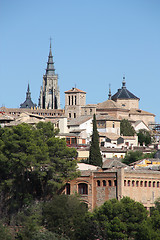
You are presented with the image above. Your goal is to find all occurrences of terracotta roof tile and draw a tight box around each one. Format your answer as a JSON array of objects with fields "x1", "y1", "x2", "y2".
[{"x1": 64, "y1": 87, "x2": 86, "y2": 93}]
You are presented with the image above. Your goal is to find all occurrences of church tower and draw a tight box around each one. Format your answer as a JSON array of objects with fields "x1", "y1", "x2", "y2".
[{"x1": 39, "y1": 41, "x2": 60, "y2": 109}]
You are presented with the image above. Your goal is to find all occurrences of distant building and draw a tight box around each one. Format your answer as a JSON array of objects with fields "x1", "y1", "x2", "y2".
[
  {"x1": 39, "y1": 41, "x2": 60, "y2": 109},
  {"x1": 111, "y1": 76, "x2": 140, "y2": 110},
  {"x1": 65, "y1": 87, "x2": 86, "y2": 118},
  {"x1": 65, "y1": 77, "x2": 155, "y2": 127},
  {"x1": 20, "y1": 84, "x2": 36, "y2": 109},
  {"x1": 66, "y1": 162, "x2": 160, "y2": 211}
]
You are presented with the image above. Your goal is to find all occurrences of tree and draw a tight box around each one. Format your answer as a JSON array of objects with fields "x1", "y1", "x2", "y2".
[
  {"x1": 122, "y1": 150, "x2": 155, "y2": 165},
  {"x1": 0, "y1": 222, "x2": 12, "y2": 240},
  {"x1": 122, "y1": 150, "x2": 144, "y2": 165},
  {"x1": 42, "y1": 194, "x2": 88, "y2": 240},
  {"x1": 137, "y1": 129, "x2": 152, "y2": 146},
  {"x1": 0, "y1": 122, "x2": 78, "y2": 216},
  {"x1": 120, "y1": 119, "x2": 136, "y2": 136},
  {"x1": 80, "y1": 197, "x2": 148, "y2": 240},
  {"x1": 89, "y1": 114, "x2": 102, "y2": 167}
]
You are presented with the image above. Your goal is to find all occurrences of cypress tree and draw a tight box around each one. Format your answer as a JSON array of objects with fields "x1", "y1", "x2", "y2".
[{"x1": 89, "y1": 114, "x2": 102, "y2": 167}]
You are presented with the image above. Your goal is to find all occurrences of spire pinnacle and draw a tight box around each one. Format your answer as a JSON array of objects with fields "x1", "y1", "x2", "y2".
[
  {"x1": 108, "y1": 84, "x2": 112, "y2": 100},
  {"x1": 46, "y1": 38, "x2": 55, "y2": 75},
  {"x1": 122, "y1": 75, "x2": 126, "y2": 89},
  {"x1": 26, "y1": 83, "x2": 31, "y2": 99}
]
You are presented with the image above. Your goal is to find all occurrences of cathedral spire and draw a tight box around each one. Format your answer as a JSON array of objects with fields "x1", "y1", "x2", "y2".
[{"x1": 46, "y1": 38, "x2": 55, "y2": 76}]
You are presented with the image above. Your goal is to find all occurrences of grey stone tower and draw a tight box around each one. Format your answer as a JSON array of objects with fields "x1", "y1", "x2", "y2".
[{"x1": 39, "y1": 41, "x2": 60, "y2": 109}]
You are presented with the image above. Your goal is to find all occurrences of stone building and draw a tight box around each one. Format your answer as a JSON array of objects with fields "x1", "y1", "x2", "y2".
[
  {"x1": 39, "y1": 41, "x2": 60, "y2": 109},
  {"x1": 64, "y1": 87, "x2": 86, "y2": 118},
  {"x1": 66, "y1": 162, "x2": 160, "y2": 211},
  {"x1": 65, "y1": 76, "x2": 155, "y2": 126}
]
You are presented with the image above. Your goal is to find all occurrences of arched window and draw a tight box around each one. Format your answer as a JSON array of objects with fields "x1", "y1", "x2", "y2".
[
  {"x1": 157, "y1": 181, "x2": 159, "y2": 188},
  {"x1": 75, "y1": 96, "x2": 77, "y2": 105},
  {"x1": 153, "y1": 181, "x2": 155, "y2": 187},
  {"x1": 68, "y1": 96, "x2": 70, "y2": 105},
  {"x1": 103, "y1": 180, "x2": 106, "y2": 186},
  {"x1": 128, "y1": 180, "x2": 130, "y2": 186},
  {"x1": 108, "y1": 180, "x2": 112, "y2": 186},
  {"x1": 140, "y1": 181, "x2": 143, "y2": 187},
  {"x1": 132, "y1": 180, "x2": 135, "y2": 187},
  {"x1": 97, "y1": 180, "x2": 101, "y2": 186},
  {"x1": 136, "y1": 181, "x2": 139, "y2": 187},
  {"x1": 72, "y1": 95, "x2": 74, "y2": 105},
  {"x1": 124, "y1": 180, "x2": 126, "y2": 186},
  {"x1": 78, "y1": 183, "x2": 88, "y2": 195},
  {"x1": 149, "y1": 181, "x2": 151, "y2": 187},
  {"x1": 145, "y1": 181, "x2": 147, "y2": 187},
  {"x1": 66, "y1": 183, "x2": 70, "y2": 195}
]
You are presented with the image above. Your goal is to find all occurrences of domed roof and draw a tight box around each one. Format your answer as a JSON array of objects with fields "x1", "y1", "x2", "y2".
[
  {"x1": 97, "y1": 99, "x2": 120, "y2": 109},
  {"x1": 111, "y1": 77, "x2": 139, "y2": 100}
]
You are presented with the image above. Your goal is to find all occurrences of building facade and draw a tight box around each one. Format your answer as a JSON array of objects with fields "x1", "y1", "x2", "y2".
[{"x1": 66, "y1": 164, "x2": 160, "y2": 211}]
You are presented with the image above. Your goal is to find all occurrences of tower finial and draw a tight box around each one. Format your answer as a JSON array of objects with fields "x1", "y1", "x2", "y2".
[
  {"x1": 122, "y1": 75, "x2": 126, "y2": 89},
  {"x1": 26, "y1": 83, "x2": 31, "y2": 99},
  {"x1": 108, "y1": 84, "x2": 112, "y2": 100},
  {"x1": 50, "y1": 37, "x2": 52, "y2": 50}
]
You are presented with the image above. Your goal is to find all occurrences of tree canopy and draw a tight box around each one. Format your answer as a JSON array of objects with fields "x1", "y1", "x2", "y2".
[
  {"x1": 0, "y1": 122, "x2": 78, "y2": 215},
  {"x1": 81, "y1": 197, "x2": 148, "y2": 240},
  {"x1": 122, "y1": 150, "x2": 155, "y2": 165},
  {"x1": 137, "y1": 129, "x2": 152, "y2": 146},
  {"x1": 89, "y1": 114, "x2": 102, "y2": 167},
  {"x1": 1, "y1": 195, "x2": 160, "y2": 239},
  {"x1": 120, "y1": 119, "x2": 136, "y2": 136}
]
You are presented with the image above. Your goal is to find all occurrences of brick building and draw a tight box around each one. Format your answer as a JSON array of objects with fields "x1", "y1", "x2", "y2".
[{"x1": 66, "y1": 162, "x2": 160, "y2": 211}]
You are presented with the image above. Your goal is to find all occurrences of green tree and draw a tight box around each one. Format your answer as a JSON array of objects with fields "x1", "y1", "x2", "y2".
[
  {"x1": 122, "y1": 150, "x2": 143, "y2": 165},
  {"x1": 42, "y1": 194, "x2": 88, "y2": 240},
  {"x1": 89, "y1": 114, "x2": 102, "y2": 167},
  {"x1": 32, "y1": 231, "x2": 69, "y2": 240},
  {"x1": 81, "y1": 197, "x2": 148, "y2": 240},
  {"x1": 137, "y1": 129, "x2": 152, "y2": 146},
  {"x1": 120, "y1": 119, "x2": 136, "y2": 136},
  {"x1": 122, "y1": 150, "x2": 155, "y2": 165},
  {"x1": 0, "y1": 222, "x2": 12, "y2": 240},
  {"x1": 0, "y1": 122, "x2": 78, "y2": 216}
]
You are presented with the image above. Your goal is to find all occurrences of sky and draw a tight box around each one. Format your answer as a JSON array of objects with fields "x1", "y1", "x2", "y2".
[{"x1": 0, "y1": 0, "x2": 160, "y2": 121}]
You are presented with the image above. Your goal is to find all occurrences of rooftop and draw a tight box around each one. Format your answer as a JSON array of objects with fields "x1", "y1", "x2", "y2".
[
  {"x1": 65, "y1": 87, "x2": 86, "y2": 94},
  {"x1": 111, "y1": 77, "x2": 139, "y2": 101}
]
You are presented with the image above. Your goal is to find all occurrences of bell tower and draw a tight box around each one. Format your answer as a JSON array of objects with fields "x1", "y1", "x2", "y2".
[{"x1": 65, "y1": 87, "x2": 86, "y2": 118}]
